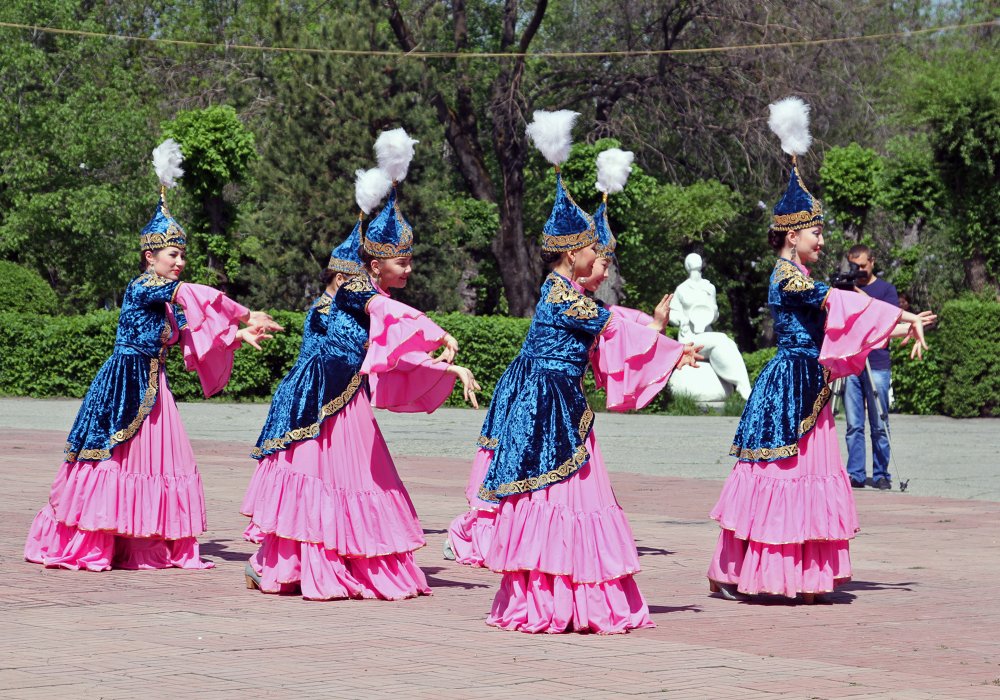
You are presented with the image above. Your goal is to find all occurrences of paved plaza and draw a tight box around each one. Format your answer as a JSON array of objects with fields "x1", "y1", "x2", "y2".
[{"x1": 2, "y1": 400, "x2": 999, "y2": 699}]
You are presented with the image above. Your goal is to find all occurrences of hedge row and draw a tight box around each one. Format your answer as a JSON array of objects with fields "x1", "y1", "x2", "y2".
[
  {"x1": 2, "y1": 296, "x2": 997, "y2": 416},
  {"x1": 0, "y1": 309, "x2": 532, "y2": 409}
]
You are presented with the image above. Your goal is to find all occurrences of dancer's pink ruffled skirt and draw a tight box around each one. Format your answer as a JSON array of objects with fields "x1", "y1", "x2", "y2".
[
  {"x1": 24, "y1": 371, "x2": 212, "y2": 571},
  {"x1": 447, "y1": 449, "x2": 497, "y2": 567},
  {"x1": 241, "y1": 392, "x2": 430, "y2": 601},
  {"x1": 707, "y1": 404, "x2": 858, "y2": 597},
  {"x1": 481, "y1": 432, "x2": 653, "y2": 634}
]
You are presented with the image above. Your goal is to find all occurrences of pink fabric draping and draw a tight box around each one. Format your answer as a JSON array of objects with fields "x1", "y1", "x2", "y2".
[
  {"x1": 447, "y1": 448, "x2": 498, "y2": 567},
  {"x1": 820, "y1": 288, "x2": 902, "y2": 381},
  {"x1": 593, "y1": 311, "x2": 684, "y2": 412},
  {"x1": 175, "y1": 282, "x2": 248, "y2": 397},
  {"x1": 362, "y1": 294, "x2": 456, "y2": 413}
]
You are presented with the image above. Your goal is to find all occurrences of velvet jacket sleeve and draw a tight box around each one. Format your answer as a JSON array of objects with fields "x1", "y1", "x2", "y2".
[{"x1": 174, "y1": 283, "x2": 248, "y2": 397}]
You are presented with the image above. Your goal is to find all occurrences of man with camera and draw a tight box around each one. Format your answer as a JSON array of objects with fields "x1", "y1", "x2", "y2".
[{"x1": 841, "y1": 244, "x2": 898, "y2": 490}]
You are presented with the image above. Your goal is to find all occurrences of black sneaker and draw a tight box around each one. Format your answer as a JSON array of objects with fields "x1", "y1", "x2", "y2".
[
  {"x1": 850, "y1": 478, "x2": 866, "y2": 489},
  {"x1": 874, "y1": 477, "x2": 892, "y2": 490}
]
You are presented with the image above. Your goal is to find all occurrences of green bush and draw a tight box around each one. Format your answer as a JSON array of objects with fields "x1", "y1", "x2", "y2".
[
  {"x1": 5, "y1": 302, "x2": 997, "y2": 418},
  {"x1": 936, "y1": 296, "x2": 1000, "y2": 417},
  {"x1": 0, "y1": 261, "x2": 59, "y2": 315},
  {"x1": 0, "y1": 309, "x2": 533, "y2": 406},
  {"x1": 429, "y1": 312, "x2": 530, "y2": 407},
  {"x1": 889, "y1": 337, "x2": 943, "y2": 415}
]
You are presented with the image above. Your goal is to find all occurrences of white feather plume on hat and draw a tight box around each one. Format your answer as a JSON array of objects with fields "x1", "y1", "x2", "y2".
[
  {"x1": 152, "y1": 139, "x2": 184, "y2": 189},
  {"x1": 374, "y1": 128, "x2": 419, "y2": 183},
  {"x1": 526, "y1": 110, "x2": 579, "y2": 166},
  {"x1": 595, "y1": 148, "x2": 634, "y2": 195},
  {"x1": 768, "y1": 97, "x2": 812, "y2": 157},
  {"x1": 355, "y1": 168, "x2": 393, "y2": 215}
]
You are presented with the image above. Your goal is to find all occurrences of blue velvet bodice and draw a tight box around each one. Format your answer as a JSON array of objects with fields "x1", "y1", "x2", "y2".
[
  {"x1": 64, "y1": 273, "x2": 181, "y2": 462},
  {"x1": 251, "y1": 282, "x2": 373, "y2": 459},
  {"x1": 478, "y1": 272, "x2": 612, "y2": 502},
  {"x1": 730, "y1": 259, "x2": 832, "y2": 462}
]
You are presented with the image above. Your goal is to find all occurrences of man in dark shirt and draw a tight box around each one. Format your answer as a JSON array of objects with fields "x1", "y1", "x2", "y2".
[{"x1": 843, "y1": 244, "x2": 898, "y2": 490}]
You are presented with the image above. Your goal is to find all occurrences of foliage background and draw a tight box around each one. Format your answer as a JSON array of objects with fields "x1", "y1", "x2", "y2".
[{"x1": 0, "y1": 0, "x2": 997, "y2": 415}]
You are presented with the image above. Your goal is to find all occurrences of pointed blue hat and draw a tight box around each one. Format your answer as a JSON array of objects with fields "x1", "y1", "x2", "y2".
[
  {"x1": 771, "y1": 159, "x2": 824, "y2": 232},
  {"x1": 328, "y1": 215, "x2": 364, "y2": 274},
  {"x1": 592, "y1": 197, "x2": 616, "y2": 259},
  {"x1": 362, "y1": 187, "x2": 413, "y2": 258},
  {"x1": 542, "y1": 172, "x2": 596, "y2": 252},
  {"x1": 140, "y1": 188, "x2": 187, "y2": 252}
]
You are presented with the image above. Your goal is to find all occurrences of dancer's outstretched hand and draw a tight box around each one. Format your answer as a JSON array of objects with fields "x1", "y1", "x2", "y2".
[
  {"x1": 676, "y1": 343, "x2": 705, "y2": 369},
  {"x1": 246, "y1": 310, "x2": 284, "y2": 333},
  {"x1": 897, "y1": 309, "x2": 933, "y2": 360},
  {"x1": 433, "y1": 333, "x2": 459, "y2": 364},
  {"x1": 236, "y1": 326, "x2": 273, "y2": 350},
  {"x1": 447, "y1": 365, "x2": 481, "y2": 408},
  {"x1": 650, "y1": 293, "x2": 673, "y2": 332}
]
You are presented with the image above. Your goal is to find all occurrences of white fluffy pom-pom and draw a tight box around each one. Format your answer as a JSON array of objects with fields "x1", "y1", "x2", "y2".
[
  {"x1": 595, "y1": 148, "x2": 634, "y2": 195},
  {"x1": 374, "y1": 128, "x2": 419, "y2": 183},
  {"x1": 152, "y1": 138, "x2": 184, "y2": 189},
  {"x1": 526, "y1": 110, "x2": 579, "y2": 166},
  {"x1": 768, "y1": 97, "x2": 812, "y2": 156},
  {"x1": 355, "y1": 168, "x2": 393, "y2": 215}
]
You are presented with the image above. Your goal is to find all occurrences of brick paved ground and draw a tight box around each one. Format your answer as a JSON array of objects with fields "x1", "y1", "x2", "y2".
[{"x1": 3, "y1": 427, "x2": 1000, "y2": 699}]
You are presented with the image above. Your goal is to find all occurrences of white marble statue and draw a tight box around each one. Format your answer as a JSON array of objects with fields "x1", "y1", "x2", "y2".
[{"x1": 667, "y1": 253, "x2": 751, "y2": 402}]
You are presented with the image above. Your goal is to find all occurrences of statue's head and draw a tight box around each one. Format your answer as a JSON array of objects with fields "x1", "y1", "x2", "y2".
[{"x1": 684, "y1": 253, "x2": 703, "y2": 274}]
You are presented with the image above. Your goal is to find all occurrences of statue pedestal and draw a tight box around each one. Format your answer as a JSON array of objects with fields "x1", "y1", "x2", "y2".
[{"x1": 668, "y1": 362, "x2": 731, "y2": 404}]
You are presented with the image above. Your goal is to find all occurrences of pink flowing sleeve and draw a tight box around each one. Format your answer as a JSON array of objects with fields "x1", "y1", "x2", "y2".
[
  {"x1": 592, "y1": 312, "x2": 685, "y2": 412},
  {"x1": 174, "y1": 283, "x2": 249, "y2": 397},
  {"x1": 608, "y1": 304, "x2": 655, "y2": 326},
  {"x1": 819, "y1": 288, "x2": 902, "y2": 380},
  {"x1": 361, "y1": 295, "x2": 457, "y2": 413}
]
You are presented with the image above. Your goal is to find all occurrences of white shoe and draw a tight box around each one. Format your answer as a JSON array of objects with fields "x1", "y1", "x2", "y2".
[{"x1": 442, "y1": 538, "x2": 456, "y2": 561}]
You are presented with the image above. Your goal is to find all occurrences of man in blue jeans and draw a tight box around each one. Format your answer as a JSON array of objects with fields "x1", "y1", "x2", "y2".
[{"x1": 843, "y1": 244, "x2": 897, "y2": 490}]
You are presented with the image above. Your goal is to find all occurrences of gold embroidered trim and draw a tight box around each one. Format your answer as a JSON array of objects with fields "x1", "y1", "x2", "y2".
[
  {"x1": 362, "y1": 201, "x2": 413, "y2": 258},
  {"x1": 477, "y1": 407, "x2": 595, "y2": 501},
  {"x1": 342, "y1": 275, "x2": 375, "y2": 294},
  {"x1": 771, "y1": 164, "x2": 824, "y2": 232},
  {"x1": 312, "y1": 295, "x2": 333, "y2": 315},
  {"x1": 798, "y1": 367, "x2": 832, "y2": 435},
  {"x1": 545, "y1": 274, "x2": 600, "y2": 320},
  {"x1": 65, "y1": 318, "x2": 171, "y2": 462},
  {"x1": 250, "y1": 373, "x2": 364, "y2": 458},
  {"x1": 729, "y1": 367, "x2": 832, "y2": 462},
  {"x1": 137, "y1": 272, "x2": 173, "y2": 287},
  {"x1": 328, "y1": 257, "x2": 363, "y2": 275},
  {"x1": 476, "y1": 436, "x2": 499, "y2": 448},
  {"x1": 729, "y1": 443, "x2": 799, "y2": 461},
  {"x1": 773, "y1": 259, "x2": 816, "y2": 293}
]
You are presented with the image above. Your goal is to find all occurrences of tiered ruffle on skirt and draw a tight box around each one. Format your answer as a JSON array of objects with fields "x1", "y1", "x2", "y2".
[
  {"x1": 242, "y1": 392, "x2": 430, "y2": 600},
  {"x1": 25, "y1": 371, "x2": 212, "y2": 570},
  {"x1": 482, "y1": 434, "x2": 654, "y2": 634}
]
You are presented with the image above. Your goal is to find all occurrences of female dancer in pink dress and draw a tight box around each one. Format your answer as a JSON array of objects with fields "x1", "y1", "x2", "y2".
[
  {"x1": 470, "y1": 113, "x2": 699, "y2": 634},
  {"x1": 241, "y1": 131, "x2": 480, "y2": 600},
  {"x1": 707, "y1": 98, "x2": 932, "y2": 602},
  {"x1": 444, "y1": 146, "x2": 684, "y2": 569},
  {"x1": 24, "y1": 139, "x2": 279, "y2": 571}
]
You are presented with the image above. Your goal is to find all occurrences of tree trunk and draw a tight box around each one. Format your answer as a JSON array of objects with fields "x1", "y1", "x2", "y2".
[
  {"x1": 901, "y1": 216, "x2": 924, "y2": 249},
  {"x1": 963, "y1": 252, "x2": 996, "y2": 295},
  {"x1": 726, "y1": 286, "x2": 757, "y2": 352}
]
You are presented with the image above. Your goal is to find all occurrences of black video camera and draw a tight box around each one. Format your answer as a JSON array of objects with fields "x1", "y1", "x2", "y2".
[{"x1": 830, "y1": 261, "x2": 864, "y2": 290}]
